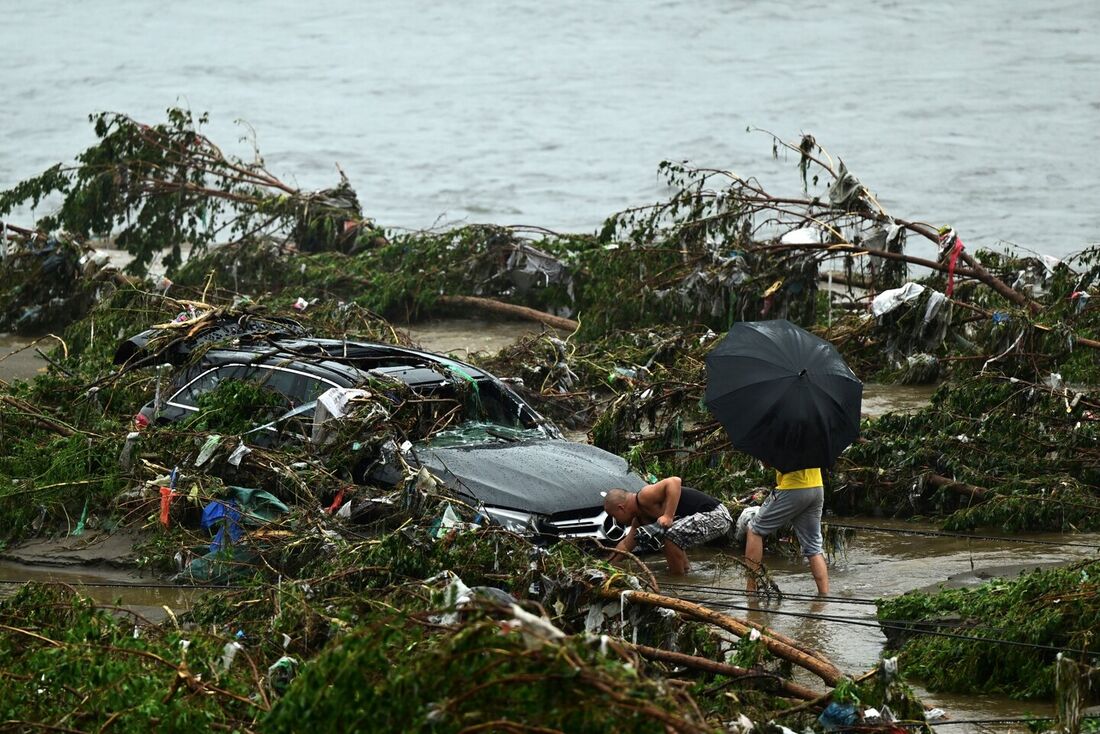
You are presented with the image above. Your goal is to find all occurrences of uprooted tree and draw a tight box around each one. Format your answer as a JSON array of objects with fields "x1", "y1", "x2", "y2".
[{"x1": 0, "y1": 108, "x2": 385, "y2": 275}]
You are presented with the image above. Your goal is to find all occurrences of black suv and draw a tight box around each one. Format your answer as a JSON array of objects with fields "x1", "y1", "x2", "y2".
[{"x1": 116, "y1": 330, "x2": 641, "y2": 543}]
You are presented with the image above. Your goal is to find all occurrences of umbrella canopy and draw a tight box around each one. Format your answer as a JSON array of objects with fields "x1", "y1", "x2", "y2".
[{"x1": 704, "y1": 319, "x2": 862, "y2": 473}]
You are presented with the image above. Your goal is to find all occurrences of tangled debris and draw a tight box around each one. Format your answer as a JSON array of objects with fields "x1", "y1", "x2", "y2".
[
  {"x1": 0, "y1": 224, "x2": 126, "y2": 334},
  {"x1": 2, "y1": 110, "x2": 1099, "y2": 729}
]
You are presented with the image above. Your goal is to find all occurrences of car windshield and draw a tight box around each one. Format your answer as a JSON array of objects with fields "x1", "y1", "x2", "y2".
[
  {"x1": 422, "y1": 420, "x2": 547, "y2": 448},
  {"x1": 407, "y1": 378, "x2": 538, "y2": 436}
]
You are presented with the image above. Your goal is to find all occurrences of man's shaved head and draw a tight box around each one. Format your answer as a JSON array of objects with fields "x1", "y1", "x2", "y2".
[{"x1": 603, "y1": 488, "x2": 631, "y2": 513}]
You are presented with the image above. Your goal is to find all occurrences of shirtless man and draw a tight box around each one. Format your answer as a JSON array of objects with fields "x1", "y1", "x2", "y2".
[{"x1": 603, "y1": 476, "x2": 732, "y2": 574}]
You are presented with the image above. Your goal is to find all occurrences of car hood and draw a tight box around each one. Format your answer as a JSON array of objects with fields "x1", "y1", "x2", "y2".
[{"x1": 416, "y1": 439, "x2": 646, "y2": 516}]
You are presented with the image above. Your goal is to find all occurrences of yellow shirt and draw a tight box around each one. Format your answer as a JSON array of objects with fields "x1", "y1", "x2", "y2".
[{"x1": 775, "y1": 468, "x2": 823, "y2": 490}]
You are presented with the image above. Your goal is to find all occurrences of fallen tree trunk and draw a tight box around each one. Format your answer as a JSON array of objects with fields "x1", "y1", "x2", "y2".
[
  {"x1": 631, "y1": 643, "x2": 821, "y2": 701},
  {"x1": 928, "y1": 473, "x2": 988, "y2": 502},
  {"x1": 436, "y1": 295, "x2": 578, "y2": 332},
  {"x1": 603, "y1": 589, "x2": 844, "y2": 686}
]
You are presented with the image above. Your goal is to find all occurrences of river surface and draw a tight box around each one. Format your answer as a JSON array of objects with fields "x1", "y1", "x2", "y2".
[
  {"x1": 0, "y1": 321, "x2": 1090, "y2": 729},
  {"x1": 2, "y1": 1, "x2": 1098, "y2": 261}
]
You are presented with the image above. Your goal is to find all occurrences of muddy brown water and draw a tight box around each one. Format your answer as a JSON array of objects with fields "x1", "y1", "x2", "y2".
[{"x1": 1, "y1": 321, "x2": 1090, "y2": 728}]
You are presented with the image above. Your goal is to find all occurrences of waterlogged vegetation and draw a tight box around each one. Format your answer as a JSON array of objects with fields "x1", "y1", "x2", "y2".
[
  {"x1": 878, "y1": 560, "x2": 1100, "y2": 699},
  {"x1": 1, "y1": 109, "x2": 1099, "y2": 729}
]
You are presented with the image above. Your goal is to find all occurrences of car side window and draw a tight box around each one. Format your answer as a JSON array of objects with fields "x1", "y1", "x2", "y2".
[
  {"x1": 169, "y1": 366, "x2": 248, "y2": 408},
  {"x1": 169, "y1": 365, "x2": 335, "y2": 410},
  {"x1": 253, "y1": 368, "x2": 332, "y2": 408}
]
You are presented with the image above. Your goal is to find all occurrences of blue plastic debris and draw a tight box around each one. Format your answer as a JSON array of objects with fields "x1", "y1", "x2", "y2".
[
  {"x1": 818, "y1": 702, "x2": 859, "y2": 731},
  {"x1": 201, "y1": 499, "x2": 243, "y2": 552}
]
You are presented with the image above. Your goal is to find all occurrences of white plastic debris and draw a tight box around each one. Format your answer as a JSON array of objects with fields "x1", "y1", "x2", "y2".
[
  {"x1": 507, "y1": 603, "x2": 565, "y2": 649},
  {"x1": 780, "y1": 226, "x2": 825, "y2": 245},
  {"x1": 1044, "y1": 372, "x2": 1065, "y2": 391},
  {"x1": 311, "y1": 387, "x2": 373, "y2": 444},
  {"x1": 195, "y1": 435, "x2": 222, "y2": 467},
  {"x1": 227, "y1": 442, "x2": 251, "y2": 467},
  {"x1": 118, "y1": 431, "x2": 141, "y2": 471},
  {"x1": 726, "y1": 714, "x2": 755, "y2": 733},
  {"x1": 221, "y1": 641, "x2": 243, "y2": 671},
  {"x1": 871, "y1": 282, "x2": 927, "y2": 317},
  {"x1": 922, "y1": 290, "x2": 947, "y2": 325},
  {"x1": 430, "y1": 503, "x2": 462, "y2": 540}
]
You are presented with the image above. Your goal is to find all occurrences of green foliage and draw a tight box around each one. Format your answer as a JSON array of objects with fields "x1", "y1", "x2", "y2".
[
  {"x1": 265, "y1": 613, "x2": 708, "y2": 734},
  {"x1": 877, "y1": 560, "x2": 1100, "y2": 698},
  {"x1": 0, "y1": 108, "x2": 370, "y2": 275},
  {"x1": 55, "y1": 285, "x2": 177, "y2": 373},
  {"x1": 0, "y1": 584, "x2": 259, "y2": 732},
  {"x1": 837, "y1": 373, "x2": 1100, "y2": 530},
  {"x1": 183, "y1": 379, "x2": 289, "y2": 435},
  {"x1": 0, "y1": 429, "x2": 124, "y2": 540}
]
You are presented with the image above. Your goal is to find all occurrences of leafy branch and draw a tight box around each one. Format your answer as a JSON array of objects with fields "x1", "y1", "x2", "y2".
[{"x1": 0, "y1": 108, "x2": 374, "y2": 274}]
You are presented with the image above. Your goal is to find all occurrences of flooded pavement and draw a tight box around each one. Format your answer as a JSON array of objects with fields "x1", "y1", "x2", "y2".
[
  {"x1": 862, "y1": 382, "x2": 938, "y2": 418},
  {"x1": 0, "y1": 333, "x2": 50, "y2": 382},
  {"x1": 405, "y1": 317, "x2": 551, "y2": 358}
]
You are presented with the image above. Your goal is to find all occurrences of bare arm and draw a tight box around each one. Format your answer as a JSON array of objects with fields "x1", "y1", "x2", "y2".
[
  {"x1": 654, "y1": 476, "x2": 682, "y2": 528},
  {"x1": 607, "y1": 521, "x2": 639, "y2": 563}
]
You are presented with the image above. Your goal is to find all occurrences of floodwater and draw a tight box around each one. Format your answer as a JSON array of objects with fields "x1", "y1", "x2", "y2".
[
  {"x1": 0, "y1": 334, "x2": 51, "y2": 382},
  {"x1": 665, "y1": 522, "x2": 1100, "y2": 731},
  {"x1": 2, "y1": 1, "x2": 1099, "y2": 262},
  {"x1": 0, "y1": 321, "x2": 1090, "y2": 727},
  {"x1": 0, "y1": 560, "x2": 196, "y2": 624}
]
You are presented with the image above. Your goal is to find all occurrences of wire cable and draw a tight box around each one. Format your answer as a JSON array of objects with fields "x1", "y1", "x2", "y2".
[{"x1": 661, "y1": 581, "x2": 882, "y2": 606}]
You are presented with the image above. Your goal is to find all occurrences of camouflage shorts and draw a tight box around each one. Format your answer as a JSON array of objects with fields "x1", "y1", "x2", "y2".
[{"x1": 666, "y1": 504, "x2": 733, "y2": 550}]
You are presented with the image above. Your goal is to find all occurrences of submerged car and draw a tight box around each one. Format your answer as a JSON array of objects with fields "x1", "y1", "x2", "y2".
[{"x1": 115, "y1": 328, "x2": 642, "y2": 543}]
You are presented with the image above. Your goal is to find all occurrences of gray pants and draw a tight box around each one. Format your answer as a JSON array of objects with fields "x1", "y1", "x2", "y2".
[{"x1": 748, "y1": 487, "x2": 824, "y2": 557}]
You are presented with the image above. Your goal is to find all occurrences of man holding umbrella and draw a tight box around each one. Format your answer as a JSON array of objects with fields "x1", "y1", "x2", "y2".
[{"x1": 704, "y1": 319, "x2": 862, "y2": 596}]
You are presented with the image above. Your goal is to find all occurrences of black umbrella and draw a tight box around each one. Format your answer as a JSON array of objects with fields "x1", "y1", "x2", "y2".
[{"x1": 704, "y1": 319, "x2": 862, "y2": 473}]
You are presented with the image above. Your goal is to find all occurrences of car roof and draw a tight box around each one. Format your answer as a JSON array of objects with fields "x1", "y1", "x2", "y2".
[{"x1": 190, "y1": 338, "x2": 491, "y2": 389}]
